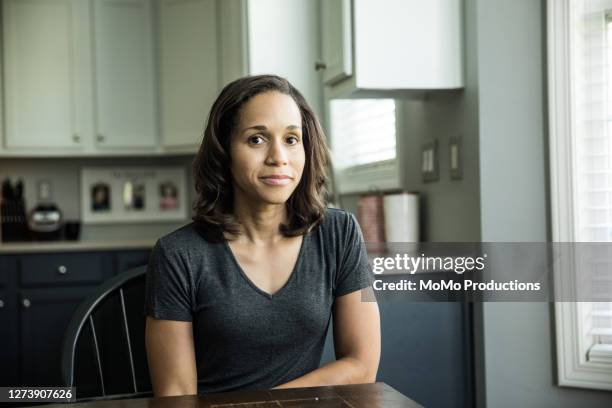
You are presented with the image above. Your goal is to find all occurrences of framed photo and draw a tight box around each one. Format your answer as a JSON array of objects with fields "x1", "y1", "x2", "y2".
[
  {"x1": 91, "y1": 182, "x2": 111, "y2": 212},
  {"x1": 81, "y1": 166, "x2": 188, "y2": 224},
  {"x1": 159, "y1": 181, "x2": 179, "y2": 210}
]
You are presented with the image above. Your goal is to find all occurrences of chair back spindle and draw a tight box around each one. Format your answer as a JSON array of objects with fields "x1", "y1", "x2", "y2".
[{"x1": 61, "y1": 266, "x2": 152, "y2": 401}]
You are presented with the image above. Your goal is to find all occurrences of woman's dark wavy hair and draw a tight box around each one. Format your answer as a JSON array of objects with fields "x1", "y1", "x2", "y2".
[{"x1": 192, "y1": 74, "x2": 330, "y2": 242}]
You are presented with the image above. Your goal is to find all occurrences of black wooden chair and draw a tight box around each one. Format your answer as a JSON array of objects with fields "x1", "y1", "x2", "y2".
[{"x1": 61, "y1": 265, "x2": 153, "y2": 401}]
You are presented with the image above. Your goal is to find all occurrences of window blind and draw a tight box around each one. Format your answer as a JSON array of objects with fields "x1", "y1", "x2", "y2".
[
  {"x1": 329, "y1": 99, "x2": 396, "y2": 169},
  {"x1": 575, "y1": 0, "x2": 612, "y2": 349}
]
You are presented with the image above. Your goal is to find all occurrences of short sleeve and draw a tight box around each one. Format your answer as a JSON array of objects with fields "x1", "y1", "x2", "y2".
[
  {"x1": 144, "y1": 239, "x2": 193, "y2": 321},
  {"x1": 333, "y1": 212, "x2": 375, "y2": 297}
]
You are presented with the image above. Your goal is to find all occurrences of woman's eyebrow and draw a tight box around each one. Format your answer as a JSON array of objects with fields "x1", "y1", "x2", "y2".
[
  {"x1": 242, "y1": 125, "x2": 302, "y2": 132},
  {"x1": 243, "y1": 125, "x2": 267, "y2": 132}
]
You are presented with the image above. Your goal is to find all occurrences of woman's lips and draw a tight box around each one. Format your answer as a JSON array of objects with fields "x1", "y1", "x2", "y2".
[{"x1": 259, "y1": 176, "x2": 292, "y2": 186}]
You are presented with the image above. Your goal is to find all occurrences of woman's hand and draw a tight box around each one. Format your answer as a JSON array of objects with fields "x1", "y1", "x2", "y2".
[
  {"x1": 272, "y1": 288, "x2": 381, "y2": 388},
  {"x1": 145, "y1": 317, "x2": 198, "y2": 396}
]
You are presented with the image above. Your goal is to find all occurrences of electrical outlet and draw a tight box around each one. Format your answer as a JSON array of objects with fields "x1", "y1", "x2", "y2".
[{"x1": 37, "y1": 180, "x2": 52, "y2": 202}]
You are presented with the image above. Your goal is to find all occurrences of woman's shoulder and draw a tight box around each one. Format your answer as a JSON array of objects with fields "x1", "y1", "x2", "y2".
[
  {"x1": 154, "y1": 222, "x2": 217, "y2": 255},
  {"x1": 323, "y1": 206, "x2": 352, "y2": 222},
  {"x1": 318, "y1": 207, "x2": 359, "y2": 238}
]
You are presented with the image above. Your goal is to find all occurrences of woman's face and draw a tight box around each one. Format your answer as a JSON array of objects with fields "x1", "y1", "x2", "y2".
[{"x1": 230, "y1": 91, "x2": 305, "y2": 206}]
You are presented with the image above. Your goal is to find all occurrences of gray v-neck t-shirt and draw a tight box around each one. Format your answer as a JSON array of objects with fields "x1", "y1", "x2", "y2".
[{"x1": 144, "y1": 207, "x2": 374, "y2": 394}]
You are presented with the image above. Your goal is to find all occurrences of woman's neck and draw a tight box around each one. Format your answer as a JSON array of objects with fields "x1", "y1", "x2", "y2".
[{"x1": 231, "y1": 198, "x2": 288, "y2": 245}]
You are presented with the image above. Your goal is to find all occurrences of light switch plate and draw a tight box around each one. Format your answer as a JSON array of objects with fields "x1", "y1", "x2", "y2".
[
  {"x1": 421, "y1": 139, "x2": 439, "y2": 182},
  {"x1": 449, "y1": 135, "x2": 462, "y2": 180}
]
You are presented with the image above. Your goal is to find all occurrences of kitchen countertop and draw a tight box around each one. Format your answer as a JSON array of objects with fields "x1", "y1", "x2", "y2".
[{"x1": 0, "y1": 239, "x2": 155, "y2": 253}]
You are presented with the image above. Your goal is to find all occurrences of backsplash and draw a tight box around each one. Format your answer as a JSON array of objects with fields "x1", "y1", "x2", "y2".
[{"x1": 0, "y1": 156, "x2": 196, "y2": 241}]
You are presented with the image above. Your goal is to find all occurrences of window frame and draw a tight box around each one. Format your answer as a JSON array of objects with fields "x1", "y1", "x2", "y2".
[{"x1": 549, "y1": 0, "x2": 612, "y2": 391}]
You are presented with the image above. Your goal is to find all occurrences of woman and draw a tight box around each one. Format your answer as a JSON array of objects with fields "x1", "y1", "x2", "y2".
[{"x1": 144, "y1": 75, "x2": 380, "y2": 396}]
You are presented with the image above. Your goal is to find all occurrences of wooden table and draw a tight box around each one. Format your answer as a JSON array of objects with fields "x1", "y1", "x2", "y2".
[{"x1": 32, "y1": 383, "x2": 422, "y2": 407}]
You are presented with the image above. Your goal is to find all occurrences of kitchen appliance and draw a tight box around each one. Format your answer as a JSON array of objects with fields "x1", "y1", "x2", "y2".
[{"x1": 28, "y1": 203, "x2": 63, "y2": 241}]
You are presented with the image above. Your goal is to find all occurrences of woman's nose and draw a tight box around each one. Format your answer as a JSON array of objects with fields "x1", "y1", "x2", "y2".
[{"x1": 265, "y1": 139, "x2": 288, "y2": 165}]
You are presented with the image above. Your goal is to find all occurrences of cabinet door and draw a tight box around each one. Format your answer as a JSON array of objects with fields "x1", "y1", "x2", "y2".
[
  {"x1": 0, "y1": 258, "x2": 19, "y2": 386},
  {"x1": 19, "y1": 286, "x2": 97, "y2": 387},
  {"x1": 159, "y1": 0, "x2": 219, "y2": 149},
  {"x1": 321, "y1": 0, "x2": 353, "y2": 85},
  {"x1": 2, "y1": 0, "x2": 82, "y2": 149},
  {"x1": 92, "y1": 0, "x2": 157, "y2": 149},
  {"x1": 247, "y1": 0, "x2": 323, "y2": 117},
  {"x1": 320, "y1": 296, "x2": 474, "y2": 408},
  {"x1": 0, "y1": 290, "x2": 19, "y2": 386}
]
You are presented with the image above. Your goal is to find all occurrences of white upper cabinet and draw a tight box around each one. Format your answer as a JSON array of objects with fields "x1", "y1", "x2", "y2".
[
  {"x1": 322, "y1": 0, "x2": 464, "y2": 97},
  {"x1": 158, "y1": 0, "x2": 219, "y2": 150},
  {"x1": 219, "y1": 0, "x2": 323, "y2": 119},
  {"x1": 92, "y1": 0, "x2": 157, "y2": 149},
  {"x1": 2, "y1": 0, "x2": 81, "y2": 150},
  {"x1": 1, "y1": 0, "x2": 158, "y2": 155}
]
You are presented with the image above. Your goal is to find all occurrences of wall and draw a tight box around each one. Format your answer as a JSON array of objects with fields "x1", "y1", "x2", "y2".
[
  {"x1": 476, "y1": 0, "x2": 612, "y2": 407},
  {"x1": 0, "y1": 156, "x2": 194, "y2": 241}
]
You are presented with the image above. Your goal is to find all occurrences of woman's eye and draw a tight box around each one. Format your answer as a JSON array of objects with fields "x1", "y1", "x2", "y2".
[
  {"x1": 248, "y1": 135, "x2": 264, "y2": 145},
  {"x1": 286, "y1": 135, "x2": 300, "y2": 145}
]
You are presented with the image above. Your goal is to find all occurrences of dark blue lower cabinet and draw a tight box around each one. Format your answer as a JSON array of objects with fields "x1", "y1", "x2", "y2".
[
  {"x1": 0, "y1": 289, "x2": 18, "y2": 387},
  {"x1": 116, "y1": 250, "x2": 151, "y2": 275},
  {"x1": 0, "y1": 256, "x2": 19, "y2": 388},
  {"x1": 376, "y1": 298, "x2": 473, "y2": 408},
  {"x1": 320, "y1": 297, "x2": 474, "y2": 408},
  {"x1": 0, "y1": 257, "x2": 17, "y2": 286},
  {"x1": 19, "y1": 286, "x2": 98, "y2": 387}
]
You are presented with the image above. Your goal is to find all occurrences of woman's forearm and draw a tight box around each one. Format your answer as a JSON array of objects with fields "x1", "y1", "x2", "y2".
[{"x1": 272, "y1": 356, "x2": 375, "y2": 389}]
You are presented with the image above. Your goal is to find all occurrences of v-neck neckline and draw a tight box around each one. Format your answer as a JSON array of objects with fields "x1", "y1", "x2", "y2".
[{"x1": 223, "y1": 234, "x2": 308, "y2": 300}]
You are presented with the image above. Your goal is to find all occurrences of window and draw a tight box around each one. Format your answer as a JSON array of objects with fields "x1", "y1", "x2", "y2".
[
  {"x1": 549, "y1": 0, "x2": 612, "y2": 390},
  {"x1": 328, "y1": 98, "x2": 401, "y2": 194},
  {"x1": 583, "y1": 5, "x2": 612, "y2": 361}
]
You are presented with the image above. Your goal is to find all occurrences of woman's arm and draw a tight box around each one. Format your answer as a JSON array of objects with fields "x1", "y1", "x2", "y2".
[
  {"x1": 145, "y1": 317, "x2": 198, "y2": 396},
  {"x1": 273, "y1": 288, "x2": 381, "y2": 388}
]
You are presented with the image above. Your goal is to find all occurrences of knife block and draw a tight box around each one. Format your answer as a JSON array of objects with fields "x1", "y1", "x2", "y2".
[{"x1": 0, "y1": 196, "x2": 29, "y2": 242}]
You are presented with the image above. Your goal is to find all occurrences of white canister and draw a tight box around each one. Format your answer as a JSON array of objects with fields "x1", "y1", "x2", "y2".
[{"x1": 383, "y1": 193, "x2": 420, "y2": 242}]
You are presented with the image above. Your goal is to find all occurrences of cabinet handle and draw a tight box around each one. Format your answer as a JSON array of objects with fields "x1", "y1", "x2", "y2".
[
  {"x1": 22, "y1": 298, "x2": 31, "y2": 308},
  {"x1": 0, "y1": 299, "x2": 4, "y2": 308},
  {"x1": 57, "y1": 265, "x2": 68, "y2": 274},
  {"x1": 72, "y1": 134, "x2": 81, "y2": 143},
  {"x1": 314, "y1": 61, "x2": 327, "y2": 71},
  {"x1": 97, "y1": 134, "x2": 105, "y2": 143}
]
